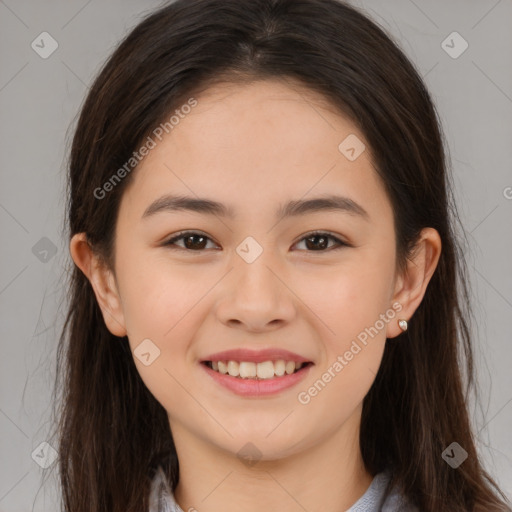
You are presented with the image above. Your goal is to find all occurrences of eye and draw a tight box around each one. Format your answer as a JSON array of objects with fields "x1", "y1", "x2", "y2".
[
  {"x1": 163, "y1": 231, "x2": 219, "y2": 251},
  {"x1": 163, "y1": 230, "x2": 349, "y2": 253},
  {"x1": 293, "y1": 231, "x2": 349, "y2": 252}
]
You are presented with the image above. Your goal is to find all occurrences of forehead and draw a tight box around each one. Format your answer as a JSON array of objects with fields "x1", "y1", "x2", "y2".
[
  {"x1": 187, "y1": 78, "x2": 356, "y2": 144},
  {"x1": 117, "y1": 78, "x2": 390, "y2": 224},
  {"x1": 195, "y1": 77, "x2": 342, "y2": 112}
]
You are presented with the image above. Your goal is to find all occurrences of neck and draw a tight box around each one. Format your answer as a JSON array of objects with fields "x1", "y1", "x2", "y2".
[{"x1": 171, "y1": 405, "x2": 373, "y2": 512}]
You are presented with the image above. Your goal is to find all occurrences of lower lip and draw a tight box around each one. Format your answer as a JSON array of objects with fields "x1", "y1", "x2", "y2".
[{"x1": 200, "y1": 362, "x2": 313, "y2": 397}]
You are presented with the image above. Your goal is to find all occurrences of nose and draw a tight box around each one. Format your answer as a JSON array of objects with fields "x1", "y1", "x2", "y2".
[{"x1": 215, "y1": 252, "x2": 297, "y2": 333}]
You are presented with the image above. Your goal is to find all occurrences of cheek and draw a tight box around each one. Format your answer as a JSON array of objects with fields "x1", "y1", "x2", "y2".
[
  {"x1": 119, "y1": 263, "x2": 207, "y2": 416},
  {"x1": 300, "y1": 250, "x2": 396, "y2": 345},
  {"x1": 294, "y1": 245, "x2": 395, "y2": 408},
  {"x1": 118, "y1": 256, "x2": 213, "y2": 389},
  {"x1": 295, "y1": 342, "x2": 384, "y2": 440},
  {"x1": 295, "y1": 266, "x2": 392, "y2": 421},
  {"x1": 117, "y1": 249, "x2": 203, "y2": 340}
]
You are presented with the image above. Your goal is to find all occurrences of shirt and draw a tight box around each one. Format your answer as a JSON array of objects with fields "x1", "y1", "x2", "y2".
[{"x1": 148, "y1": 465, "x2": 419, "y2": 512}]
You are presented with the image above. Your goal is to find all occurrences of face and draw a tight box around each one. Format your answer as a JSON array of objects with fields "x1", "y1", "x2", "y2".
[{"x1": 81, "y1": 78, "x2": 412, "y2": 461}]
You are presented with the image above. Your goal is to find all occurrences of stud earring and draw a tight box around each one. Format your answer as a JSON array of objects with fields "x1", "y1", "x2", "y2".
[{"x1": 398, "y1": 319, "x2": 408, "y2": 332}]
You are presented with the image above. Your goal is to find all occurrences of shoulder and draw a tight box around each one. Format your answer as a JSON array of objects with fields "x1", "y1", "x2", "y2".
[
  {"x1": 148, "y1": 465, "x2": 181, "y2": 512},
  {"x1": 348, "y1": 470, "x2": 419, "y2": 512},
  {"x1": 381, "y1": 489, "x2": 420, "y2": 512},
  {"x1": 379, "y1": 472, "x2": 420, "y2": 512},
  {"x1": 148, "y1": 465, "x2": 419, "y2": 512}
]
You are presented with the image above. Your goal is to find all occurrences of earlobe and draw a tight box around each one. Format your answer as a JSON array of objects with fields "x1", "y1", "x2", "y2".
[
  {"x1": 386, "y1": 227, "x2": 442, "y2": 339},
  {"x1": 69, "y1": 233, "x2": 127, "y2": 337}
]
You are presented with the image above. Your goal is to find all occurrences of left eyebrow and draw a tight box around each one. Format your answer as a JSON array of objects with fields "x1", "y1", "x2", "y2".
[{"x1": 141, "y1": 193, "x2": 370, "y2": 221}]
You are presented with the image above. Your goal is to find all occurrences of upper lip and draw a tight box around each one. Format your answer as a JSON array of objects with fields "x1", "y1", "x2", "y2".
[{"x1": 201, "y1": 348, "x2": 312, "y2": 364}]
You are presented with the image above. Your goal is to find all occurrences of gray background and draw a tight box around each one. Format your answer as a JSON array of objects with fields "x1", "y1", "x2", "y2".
[{"x1": 0, "y1": 0, "x2": 511, "y2": 510}]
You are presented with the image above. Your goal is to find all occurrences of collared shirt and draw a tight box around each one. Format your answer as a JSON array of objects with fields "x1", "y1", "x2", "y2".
[{"x1": 148, "y1": 465, "x2": 419, "y2": 512}]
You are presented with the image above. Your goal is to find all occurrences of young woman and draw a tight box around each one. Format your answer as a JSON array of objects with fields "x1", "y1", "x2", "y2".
[{"x1": 52, "y1": 0, "x2": 511, "y2": 510}]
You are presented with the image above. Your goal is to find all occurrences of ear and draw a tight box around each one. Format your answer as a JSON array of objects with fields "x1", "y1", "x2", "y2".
[
  {"x1": 386, "y1": 227, "x2": 442, "y2": 339},
  {"x1": 69, "y1": 233, "x2": 127, "y2": 337}
]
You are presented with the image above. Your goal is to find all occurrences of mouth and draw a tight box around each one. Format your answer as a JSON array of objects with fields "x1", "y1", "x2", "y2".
[{"x1": 201, "y1": 360, "x2": 314, "y2": 380}]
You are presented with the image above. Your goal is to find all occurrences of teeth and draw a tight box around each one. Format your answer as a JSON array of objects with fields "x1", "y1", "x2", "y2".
[
  {"x1": 239, "y1": 362, "x2": 257, "y2": 378},
  {"x1": 256, "y1": 361, "x2": 274, "y2": 379},
  {"x1": 227, "y1": 361, "x2": 239, "y2": 377},
  {"x1": 285, "y1": 361, "x2": 295, "y2": 375},
  {"x1": 274, "y1": 360, "x2": 285, "y2": 376},
  {"x1": 208, "y1": 359, "x2": 308, "y2": 379}
]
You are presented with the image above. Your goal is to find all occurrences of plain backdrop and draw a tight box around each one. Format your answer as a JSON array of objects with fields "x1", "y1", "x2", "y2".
[{"x1": 0, "y1": 0, "x2": 511, "y2": 510}]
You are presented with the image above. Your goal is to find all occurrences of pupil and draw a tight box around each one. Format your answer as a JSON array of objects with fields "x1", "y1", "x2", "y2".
[
  {"x1": 306, "y1": 234, "x2": 328, "y2": 250},
  {"x1": 184, "y1": 235, "x2": 328, "y2": 251},
  {"x1": 184, "y1": 234, "x2": 206, "y2": 250}
]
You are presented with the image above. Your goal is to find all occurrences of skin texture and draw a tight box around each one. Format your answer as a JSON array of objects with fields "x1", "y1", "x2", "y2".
[{"x1": 70, "y1": 78, "x2": 441, "y2": 512}]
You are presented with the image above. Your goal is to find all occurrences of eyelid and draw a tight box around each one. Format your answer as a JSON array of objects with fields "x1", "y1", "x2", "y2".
[
  {"x1": 293, "y1": 231, "x2": 350, "y2": 252},
  {"x1": 163, "y1": 230, "x2": 351, "y2": 252},
  {"x1": 296, "y1": 230, "x2": 349, "y2": 246},
  {"x1": 164, "y1": 230, "x2": 219, "y2": 249}
]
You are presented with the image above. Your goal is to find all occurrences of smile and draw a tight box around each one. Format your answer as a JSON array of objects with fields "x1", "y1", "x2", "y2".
[
  {"x1": 200, "y1": 360, "x2": 314, "y2": 397},
  {"x1": 203, "y1": 360, "x2": 313, "y2": 379}
]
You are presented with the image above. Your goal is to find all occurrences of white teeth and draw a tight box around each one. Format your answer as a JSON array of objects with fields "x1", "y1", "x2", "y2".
[
  {"x1": 256, "y1": 361, "x2": 275, "y2": 379},
  {"x1": 227, "y1": 361, "x2": 239, "y2": 377},
  {"x1": 274, "y1": 360, "x2": 286, "y2": 376},
  {"x1": 239, "y1": 362, "x2": 257, "y2": 378},
  {"x1": 208, "y1": 359, "x2": 308, "y2": 379}
]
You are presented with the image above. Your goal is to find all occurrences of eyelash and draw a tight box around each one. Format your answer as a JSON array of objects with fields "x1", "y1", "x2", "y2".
[{"x1": 163, "y1": 230, "x2": 349, "y2": 253}]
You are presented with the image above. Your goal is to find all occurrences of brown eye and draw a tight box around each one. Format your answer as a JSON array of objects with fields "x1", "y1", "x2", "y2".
[
  {"x1": 164, "y1": 231, "x2": 217, "y2": 251},
  {"x1": 163, "y1": 230, "x2": 348, "y2": 253},
  {"x1": 294, "y1": 232, "x2": 348, "y2": 252}
]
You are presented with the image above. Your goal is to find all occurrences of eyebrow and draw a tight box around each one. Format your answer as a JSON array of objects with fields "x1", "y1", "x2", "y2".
[{"x1": 141, "y1": 193, "x2": 369, "y2": 221}]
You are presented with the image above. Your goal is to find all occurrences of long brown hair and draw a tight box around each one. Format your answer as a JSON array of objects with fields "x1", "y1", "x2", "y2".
[{"x1": 50, "y1": 0, "x2": 511, "y2": 510}]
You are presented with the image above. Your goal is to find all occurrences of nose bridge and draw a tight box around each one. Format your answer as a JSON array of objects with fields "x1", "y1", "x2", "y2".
[
  {"x1": 215, "y1": 234, "x2": 295, "y2": 329},
  {"x1": 233, "y1": 234, "x2": 281, "y2": 298}
]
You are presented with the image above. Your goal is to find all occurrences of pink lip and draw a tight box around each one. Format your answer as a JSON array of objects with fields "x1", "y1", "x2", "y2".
[
  {"x1": 200, "y1": 361, "x2": 313, "y2": 397},
  {"x1": 201, "y1": 348, "x2": 312, "y2": 364}
]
